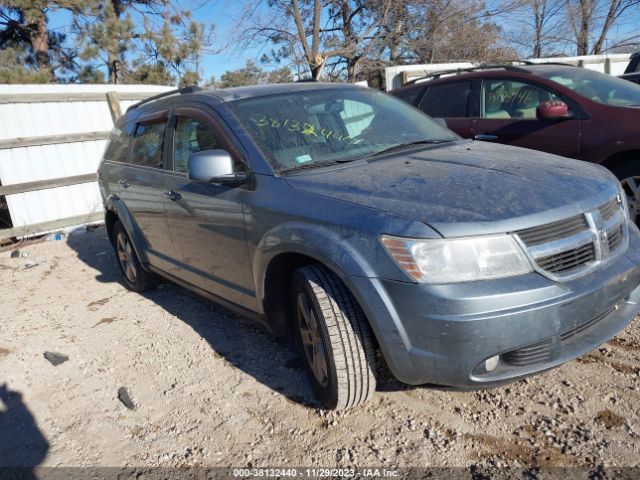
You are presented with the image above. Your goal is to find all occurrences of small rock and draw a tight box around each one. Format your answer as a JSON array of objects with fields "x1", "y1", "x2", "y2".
[
  {"x1": 24, "y1": 260, "x2": 42, "y2": 269},
  {"x1": 118, "y1": 387, "x2": 136, "y2": 410},
  {"x1": 43, "y1": 351, "x2": 69, "y2": 366}
]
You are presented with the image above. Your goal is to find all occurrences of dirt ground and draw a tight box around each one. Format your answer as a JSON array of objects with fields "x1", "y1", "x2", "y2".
[{"x1": 1, "y1": 227, "x2": 639, "y2": 473}]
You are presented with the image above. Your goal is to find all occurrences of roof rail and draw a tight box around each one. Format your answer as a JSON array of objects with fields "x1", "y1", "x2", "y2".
[
  {"x1": 404, "y1": 64, "x2": 533, "y2": 86},
  {"x1": 518, "y1": 60, "x2": 577, "y2": 67},
  {"x1": 127, "y1": 85, "x2": 203, "y2": 112}
]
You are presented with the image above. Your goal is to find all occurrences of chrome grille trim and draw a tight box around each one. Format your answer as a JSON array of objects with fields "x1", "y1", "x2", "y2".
[
  {"x1": 517, "y1": 216, "x2": 588, "y2": 246},
  {"x1": 515, "y1": 195, "x2": 628, "y2": 281},
  {"x1": 527, "y1": 229, "x2": 593, "y2": 259}
]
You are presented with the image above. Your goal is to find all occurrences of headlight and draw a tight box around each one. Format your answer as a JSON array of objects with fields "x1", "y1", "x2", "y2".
[{"x1": 380, "y1": 234, "x2": 533, "y2": 283}]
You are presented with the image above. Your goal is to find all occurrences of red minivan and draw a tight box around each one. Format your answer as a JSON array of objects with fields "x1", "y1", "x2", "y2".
[{"x1": 391, "y1": 64, "x2": 640, "y2": 224}]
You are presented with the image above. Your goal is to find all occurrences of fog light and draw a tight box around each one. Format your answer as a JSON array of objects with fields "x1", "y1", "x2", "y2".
[{"x1": 485, "y1": 355, "x2": 500, "y2": 372}]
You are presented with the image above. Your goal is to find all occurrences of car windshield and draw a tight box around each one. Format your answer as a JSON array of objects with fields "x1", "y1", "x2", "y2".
[
  {"x1": 229, "y1": 86, "x2": 458, "y2": 171},
  {"x1": 535, "y1": 67, "x2": 640, "y2": 107}
]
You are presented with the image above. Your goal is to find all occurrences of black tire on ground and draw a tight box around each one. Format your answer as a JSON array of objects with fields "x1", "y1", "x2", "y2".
[
  {"x1": 611, "y1": 163, "x2": 640, "y2": 227},
  {"x1": 112, "y1": 220, "x2": 157, "y2": 292},
  {"x1": 290, "y1": 264, "x2": 377, "y2": 410}
]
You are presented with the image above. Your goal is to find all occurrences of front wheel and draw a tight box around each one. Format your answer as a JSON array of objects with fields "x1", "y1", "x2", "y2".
[
  {"x1": 612, "y1": 163, "x2": 640, "y2": 226},
  {"x1": 291, "y1": 265, "x2": 376, "y2": 410}
]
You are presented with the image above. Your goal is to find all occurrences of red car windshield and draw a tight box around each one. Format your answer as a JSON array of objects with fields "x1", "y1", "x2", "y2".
[{"x1": 537, "y1": 67, "x2": 640, "y2": 107}]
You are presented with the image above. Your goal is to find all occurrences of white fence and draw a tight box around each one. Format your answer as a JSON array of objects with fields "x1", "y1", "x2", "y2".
[
  {"x1": 0, "y1": 84, "x2": 173, "y2": 241},
  {"x1": 384, "y1": 53, "x2": 632, "y2": 91}
]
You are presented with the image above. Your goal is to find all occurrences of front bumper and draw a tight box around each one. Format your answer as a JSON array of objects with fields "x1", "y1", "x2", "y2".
[{"x1": 349, "y1": 227, "x2": 640, "y2": 387}]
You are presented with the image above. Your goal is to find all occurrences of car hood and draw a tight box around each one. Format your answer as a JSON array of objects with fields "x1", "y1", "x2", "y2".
[{"x1": 284, "y1": 141, "x2": 620, "y2": 237}]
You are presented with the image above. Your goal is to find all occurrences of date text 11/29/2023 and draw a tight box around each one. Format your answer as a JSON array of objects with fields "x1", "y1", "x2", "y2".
[{"x1": 232, "y1": 468, "x2": 400, "y2": 478}]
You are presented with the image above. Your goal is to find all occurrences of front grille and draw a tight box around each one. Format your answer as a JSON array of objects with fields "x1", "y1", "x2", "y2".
[
  {"x1": 502, "y1": 339, "x2": 552, "y2": 366},
  {"x1": 536, "y1": 243, "x2": 596, "y2": 274},
  {"x1": 608, "y1": 224, "x2": 624, "y2": 251},
  {"x1": 503, "y1": 307, "x2": 614, "y2": 368},
  {"x1": 559, "y1": 307, "x2": 615, "y2": 341},
  {"x1": 516, "y1": 196, "x2": 627, "y2": 280},
  {"x1": 517, "y1": 216, "x2": 588, "y2": 246},
  {"x1": 600, "y1": 198, "x2": 619, "y2": 220}
]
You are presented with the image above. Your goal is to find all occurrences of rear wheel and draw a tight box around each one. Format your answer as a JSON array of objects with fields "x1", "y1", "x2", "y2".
[
  {"x1": 112, "y1": 221, "x2": 157, "y2": 292},
  {"x1": 291, "y1": 265, "x2": 376, "y2": 410},
  {"x1": 612, "y1": 163, "x2": 640, "y2": 226}
]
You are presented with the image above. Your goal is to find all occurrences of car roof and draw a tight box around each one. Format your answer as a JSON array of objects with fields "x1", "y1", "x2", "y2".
[
  {"x1": 121, "y1": 82, "x2": 366, "y2": 123},
  {"x1": 392, "y1": 63, "x2": 580, "y2": 92},
  {"x1": 202, "y1": 81, "x2": 359, "y2": 102}
]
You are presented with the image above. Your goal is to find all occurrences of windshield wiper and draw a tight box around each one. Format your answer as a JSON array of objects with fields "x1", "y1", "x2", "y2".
[
  {"x1": 279, "y1": 160, "x2": 342, "y2": 174},
  {"x1": 369, "y1": 139, "x2": 453, "y2": 158}
]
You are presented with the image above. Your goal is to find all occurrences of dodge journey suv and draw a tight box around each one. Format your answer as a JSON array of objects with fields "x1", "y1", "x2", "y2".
[{"x1": 98, "y1": 83, "x2": 640, "y2": 410}]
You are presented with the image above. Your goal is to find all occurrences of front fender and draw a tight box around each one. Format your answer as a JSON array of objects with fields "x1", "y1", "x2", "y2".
[{"x1": 252, "y1": 221, "x2": 417, "y2": 380}]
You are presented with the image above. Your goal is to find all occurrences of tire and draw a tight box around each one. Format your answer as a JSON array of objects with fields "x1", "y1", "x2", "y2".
[
  {"x1": 112, "y1": 221, "x2": 157, "y2": 292},
  {"x1": 291, "y1": 264, "x2": 376, "y2": 410},
  {"x1": 611, "y1": 163, "x2": 640, "y2": 227}
]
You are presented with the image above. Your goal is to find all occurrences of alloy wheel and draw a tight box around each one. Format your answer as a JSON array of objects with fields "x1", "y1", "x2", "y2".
[
  {"x1": 620, "y1": 176, "x2": 640, "y2": 226},
  {"x1": 296, "y1": 292, "x2": 328, "y2": 387},
  {"x1": 116, "y1": 232, "x2": 137, "y2": 284}
]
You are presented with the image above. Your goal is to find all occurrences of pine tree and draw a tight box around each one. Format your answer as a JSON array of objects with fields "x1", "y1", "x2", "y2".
[{"x1": 0, "y1": 1, "x2": 84, "y2": 82}]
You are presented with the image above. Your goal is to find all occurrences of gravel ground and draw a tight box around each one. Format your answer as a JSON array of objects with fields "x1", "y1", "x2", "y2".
[{"x1": 1, "y1": 227, "x2": 639, "y2": 473}]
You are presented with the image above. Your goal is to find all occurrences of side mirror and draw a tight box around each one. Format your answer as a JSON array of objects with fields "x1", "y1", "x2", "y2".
[
  {"x1": 536, "y1": 101, "x2": 570, "y2": 120},
  {"x1": 187, "y1": 149, "x2": 247, "y2": 186}
]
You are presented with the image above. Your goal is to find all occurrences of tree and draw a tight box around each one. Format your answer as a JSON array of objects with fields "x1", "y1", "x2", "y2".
[
  {"x1": 129, "y1": 11, "x2": 208, "y2": 85},
  {"x1": 218, "y1": 60, "x2": 262, "y2": 87},
  {"x1": 397, "y1": 0, "x2": 517, "y2": 64},
  {"x1": 75, "y1": 0, "x2": 211, "y2": 84},
  {"x1": 240, "y1": 0, "x2": 394, "y2": 81},
  {"x1": 507, "y1": 0, "x2": 569, "y2": 58},
  {"x1": 216, "y1": 60, "x2": 292, "y2": 88},
  {"x1": 0, "y1": 1, "x2": 83, "y2": 81},
  {"x1": 75, "y1": 0, "x2": 137, "y2": 83},
  {"x1": 567, "y1": 0, "x2": 640, "y2": 55}
]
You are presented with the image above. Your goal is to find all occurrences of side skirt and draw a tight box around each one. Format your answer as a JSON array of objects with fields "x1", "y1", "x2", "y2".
[{"x1": 148, "y1": 265, "x2": 266, "y2": 324}]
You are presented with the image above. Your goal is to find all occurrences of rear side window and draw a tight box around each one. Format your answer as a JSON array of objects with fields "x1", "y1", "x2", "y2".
[
  {"x1": 393, "y1": 87, "x2": 424, "y2": 106},
  {"x1": 103, "y1": 125, "x2": 131, "y2": 163},
  {"x1": 132, "y1": 121, "x2": 166, "y2": 168},
  {"x1": 419, "y1": 81, "x2": 472, "y2": 118}
]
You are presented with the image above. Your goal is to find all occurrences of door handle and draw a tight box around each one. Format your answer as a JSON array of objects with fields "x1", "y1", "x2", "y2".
[
  {"x1": 163, "y1": 190, "x2": 181, "y2": 201},
  {"x1": 474, "y1": 134, "x2": 498, "y2": 141},
  {"x1": 118, "y1": 178, "x2": 130, "y2": 188}
]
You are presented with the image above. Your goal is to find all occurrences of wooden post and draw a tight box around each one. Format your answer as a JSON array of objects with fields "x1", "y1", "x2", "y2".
[{"x1": 106, "y1": 91, "x2": 122, "y2": 123}]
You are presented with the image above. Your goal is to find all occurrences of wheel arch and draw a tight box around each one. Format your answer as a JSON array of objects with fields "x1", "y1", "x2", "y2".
[
  {"x1": 103, "y1": 196, "x2": 151, "y2": 266},
  {"x1": 601, "y1": 149, "x2": 640, "y2": 176},
  {"x1": 255, "y1": 223, "x2": 377, "y2": 338}
]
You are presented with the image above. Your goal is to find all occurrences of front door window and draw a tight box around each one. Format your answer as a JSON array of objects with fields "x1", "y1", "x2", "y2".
[{"x1": 481, "y1": 80, "x2": 564, "y2": 119}]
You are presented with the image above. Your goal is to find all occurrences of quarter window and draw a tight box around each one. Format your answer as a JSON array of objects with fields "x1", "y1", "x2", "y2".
[
  {"x1": 132, "y1": 121, "x2": 166, "y2": 168},
  {"x1": 103, "y1": 124, "x2": 132, "y2": 163},
  {"x1": 419, "y1": 81, "x2": 472, "y2": 118},
  {"x1": 481, "y1": 80, "x2": 563, "y2": 119},
  {"x1": 393, "y1": 87, "x2": 424, "y2": 106},
  {"x1": 172, "y1": 116, "x2": 222, "y2": 173}
]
